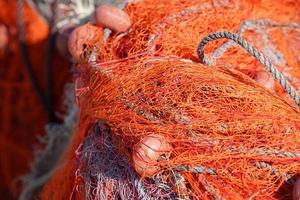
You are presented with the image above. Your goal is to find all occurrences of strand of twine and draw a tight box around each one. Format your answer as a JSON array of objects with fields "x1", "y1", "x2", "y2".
[
  {"x1": 197, "y1": 31, "x2": 300, "y2": 107},
  {"x1": 17, "y1": 0, "x2": 58, "y2": 122},
  {"x1": 17, "y1": 0, "x2": 47, "y2": 109},
  {"x1": 256, "y1": 162, "x2": 295, "y2": 185},
  {"x1": 211, "y1": 20, "x2": 300, "y2": 65},
  {"x1": 45, "y1": 0, "x2": 59, "y2": 123}
]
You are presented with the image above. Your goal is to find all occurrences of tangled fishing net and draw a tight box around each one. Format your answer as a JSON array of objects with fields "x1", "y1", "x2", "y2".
[{"x1": 40, "y1": 0, "x2": 300, "y2": 199}]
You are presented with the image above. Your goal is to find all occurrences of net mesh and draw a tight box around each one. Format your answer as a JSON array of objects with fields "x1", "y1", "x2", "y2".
[
  {"x1": 98, "y1": 0, "x2": 300, "y2": 103},
  {"x1": 42, "y1": 0, "x2": 300, "y2": 199},
  {"x1": 43, "y1": 56, "x2": 300, "y2": 199}
]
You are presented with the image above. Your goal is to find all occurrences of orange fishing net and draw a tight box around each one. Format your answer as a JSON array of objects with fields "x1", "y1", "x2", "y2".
[
  {"x1": 101, "y1": 0, "x2": 300, "y2": 101},
  {"x1": 42, "y1": 0, "x2": 300, "y2": 199},
  {"x1": 0, "y1": 1, "x2": 71, "y2": 198},
  {"x1": 43, "y1": 56, "x2": 300, "y2": 199}
]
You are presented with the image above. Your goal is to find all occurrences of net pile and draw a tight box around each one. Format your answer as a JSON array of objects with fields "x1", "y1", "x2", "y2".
[
  {"x1": 42, "y1": 0, "x2": 300, "y2": 199},
  {"x1": 44, "y1": 55, "x2": 300, "y2": 199},
  {"x1": 0, "y1": 1, "x2": 71, "y2": 198},
  {"x1": 99, "y1": 0, "x2": 300, "y2": 103}
]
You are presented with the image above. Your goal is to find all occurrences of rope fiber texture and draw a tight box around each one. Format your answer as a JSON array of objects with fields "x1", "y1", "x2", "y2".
[{"x1": 197, "y1": 31, "x2": 300, "y2": 107}]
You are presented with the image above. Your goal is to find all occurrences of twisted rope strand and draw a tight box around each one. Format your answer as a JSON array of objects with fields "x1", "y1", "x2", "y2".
[{"x1": 197, "y1": 31, "x2": 300, "y2": 106}]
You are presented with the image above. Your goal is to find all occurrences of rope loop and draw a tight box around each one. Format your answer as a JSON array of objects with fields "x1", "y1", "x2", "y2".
[{"x1": 197, "y1": 31, "x2": 300, "y2": 107}]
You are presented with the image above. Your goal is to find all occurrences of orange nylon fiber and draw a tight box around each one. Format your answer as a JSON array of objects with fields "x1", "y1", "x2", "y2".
[
  {"x1": 42, "y1": 56, "x2": 300, "y2": 199},
  {"x1": 42, "y1": 0, "x2": 300, "y2": 199}
]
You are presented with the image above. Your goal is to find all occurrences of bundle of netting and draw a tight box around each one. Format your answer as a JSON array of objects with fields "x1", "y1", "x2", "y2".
[
  {"x1": 39, "y1": 0, "x2": 300, "y2": 199},
  {"x1": 42, "y1": 55, "x2": 300, "y2": 200},
  {"x1": 98, "y1": 0, "x2": 300, "y2": 104}
]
